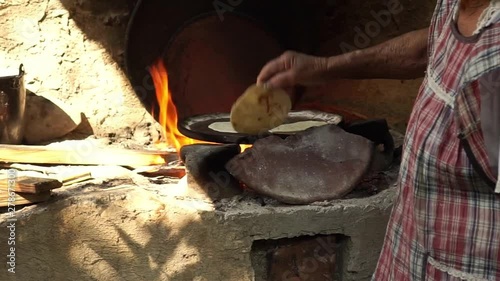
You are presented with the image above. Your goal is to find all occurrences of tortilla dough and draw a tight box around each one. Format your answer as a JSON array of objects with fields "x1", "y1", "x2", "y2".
[
  {"x1": 230, "y1": 84, "x2": 291, "y2": 134},
  {"x1": 208, "y1": 120, "x2": 328, "y2": 134}
]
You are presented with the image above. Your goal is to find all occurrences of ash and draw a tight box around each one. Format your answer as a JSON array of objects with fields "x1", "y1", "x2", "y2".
[{"x1": 214, "y1": 162, "x2": 400, "y2": 212}]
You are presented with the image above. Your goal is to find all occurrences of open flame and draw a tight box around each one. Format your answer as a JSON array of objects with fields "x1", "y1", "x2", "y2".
[
  {"x1": 150, "y1": 59, "x2": 205, "y2": 152},
  {"x1": 149, "y1": 59, "x2": 251, "y2": 153}
]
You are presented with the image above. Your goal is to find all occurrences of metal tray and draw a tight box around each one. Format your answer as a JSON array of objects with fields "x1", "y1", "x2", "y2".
[{"x1": 178, "y1": 110, "x2": 343, "y2": 144}]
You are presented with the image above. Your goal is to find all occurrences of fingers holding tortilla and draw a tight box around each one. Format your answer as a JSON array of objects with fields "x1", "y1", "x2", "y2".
[{"x1": 230, "y1": 84, "x2": 292, "y2": 135}]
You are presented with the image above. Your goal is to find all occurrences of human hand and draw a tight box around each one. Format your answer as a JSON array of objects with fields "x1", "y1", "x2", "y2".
[{"x1": 256, "y1": 51, "x2": 329, "y2": 89}]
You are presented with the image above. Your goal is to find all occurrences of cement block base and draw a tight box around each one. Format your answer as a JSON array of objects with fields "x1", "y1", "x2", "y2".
[{"x1": 0, "y1": 172, "x2": 396, "y2": 281}]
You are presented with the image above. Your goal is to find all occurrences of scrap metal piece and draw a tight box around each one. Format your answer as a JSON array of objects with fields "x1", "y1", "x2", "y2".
[
  {"x1": 0, "y1": 64, "x2": 26, "y2": 144},
  {"x1": 180, "y1": 144, "x2": 243, "y2": 201}
]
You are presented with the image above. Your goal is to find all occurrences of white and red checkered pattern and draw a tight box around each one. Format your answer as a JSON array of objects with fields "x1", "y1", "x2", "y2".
[{"x1": 372, "y1": 0, "x2": 500, "y2": 280}]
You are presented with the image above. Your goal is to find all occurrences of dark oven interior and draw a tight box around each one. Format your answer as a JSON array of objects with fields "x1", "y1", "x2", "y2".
[{"x1": 124, "y1": 0, "x2": 333, "y2": 123}]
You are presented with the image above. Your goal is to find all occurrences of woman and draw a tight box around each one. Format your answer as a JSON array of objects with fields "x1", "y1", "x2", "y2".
[{"x1": 257, "y1": 0, "x2": 500, "y2": 279}]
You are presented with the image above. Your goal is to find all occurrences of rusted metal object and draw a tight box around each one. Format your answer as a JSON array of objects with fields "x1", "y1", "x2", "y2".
[
  {"x1": 226, "y1": 125, "x2": 375, "y2": 205},
  {"x1": 0, "y1": 64, "x2": 26, "y2": 144}
]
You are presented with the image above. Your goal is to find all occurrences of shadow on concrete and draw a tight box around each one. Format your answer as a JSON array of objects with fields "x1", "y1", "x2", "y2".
[
  {"x1": 35, "y1": 188, "x2": 221, "y2": 281},
  {"x1": 59, "y1": 0, "x2": 139, "y2": 72}
]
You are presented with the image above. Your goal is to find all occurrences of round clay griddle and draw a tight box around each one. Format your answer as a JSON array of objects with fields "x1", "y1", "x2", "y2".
[{"x1": 178, "y1": 110, "x2": 343, "y2": 144}]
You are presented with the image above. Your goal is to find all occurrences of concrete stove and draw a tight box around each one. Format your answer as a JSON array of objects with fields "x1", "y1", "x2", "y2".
[{"x1": 0, "y1": 160, "x2": 398, "y2": 281}]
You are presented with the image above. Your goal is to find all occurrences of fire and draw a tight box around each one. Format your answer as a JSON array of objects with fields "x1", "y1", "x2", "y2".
[
  {"x1": 149, "y1": 59, "x2": 252, "y2": 154},
  {"x1": 240, "y1": 144, "x2": 252, "y2": 152},
  {"x1": 149, "y1": 59, "x2": 205, "y2": 152}
]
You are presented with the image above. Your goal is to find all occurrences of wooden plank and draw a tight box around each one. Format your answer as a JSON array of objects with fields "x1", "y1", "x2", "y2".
[
  {"x1": 0, "y1": 177, "x2": 62, "y2": 194},
  {"x1": 6, "y1": 163, "x2": 54, "y2": 174},
  {"x1": 0, "y1": 191, "x2": 52, "y2": 207},
  {"x1": 0, "y1": 144, "x2": 177, "y2": 166},
  {"x1": 61, "y1": 172, "x2": 92, "y2": 186},
  {"x1": 6, "y1": 164, "x2": 91, "y2": 181},
  {"x1": 1, "y1": 164, "x2": 93, "y2": 185}
]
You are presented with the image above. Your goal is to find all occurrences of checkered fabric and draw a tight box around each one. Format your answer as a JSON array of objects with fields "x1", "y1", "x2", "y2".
[{"x1": 371, "y1": 1, "x2": 500, "y2": 280}]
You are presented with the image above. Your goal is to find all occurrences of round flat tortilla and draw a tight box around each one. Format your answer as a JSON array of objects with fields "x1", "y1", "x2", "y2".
[
  {"x1": 270, "y1": 121, "x2": 328, "y2": 133},
  {"x1": 208, "y1": 120, "x2": 328, "y2": 134},
  {"x1": 230, "y1": 84, "x2": 291, "y2": 134},
  {"x1": 208, "y1": 121, "x2": 238, "y2": 133}
]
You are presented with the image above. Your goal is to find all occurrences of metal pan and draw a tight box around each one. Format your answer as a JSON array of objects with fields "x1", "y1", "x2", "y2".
[
  {"x1": 0, "y1": 64, "x2": 26, "y2": 144},
  {"x1": 178, "y1": 110, "x2": 343, "y2": 144}
]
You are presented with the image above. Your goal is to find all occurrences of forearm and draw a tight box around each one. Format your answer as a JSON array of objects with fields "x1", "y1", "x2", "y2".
[{"x1": 326, "y1": 28, "x2": 429, "y2": 80}]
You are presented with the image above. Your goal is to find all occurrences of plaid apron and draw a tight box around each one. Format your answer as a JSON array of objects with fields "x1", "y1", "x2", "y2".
[{"x1": 372, "y1": 1, "x2": 500, "y2": 280}]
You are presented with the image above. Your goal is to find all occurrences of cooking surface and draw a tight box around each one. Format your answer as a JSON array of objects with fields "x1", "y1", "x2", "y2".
[{"x1": 178, "y1": 110, "x2": 343, "y2": 144}]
